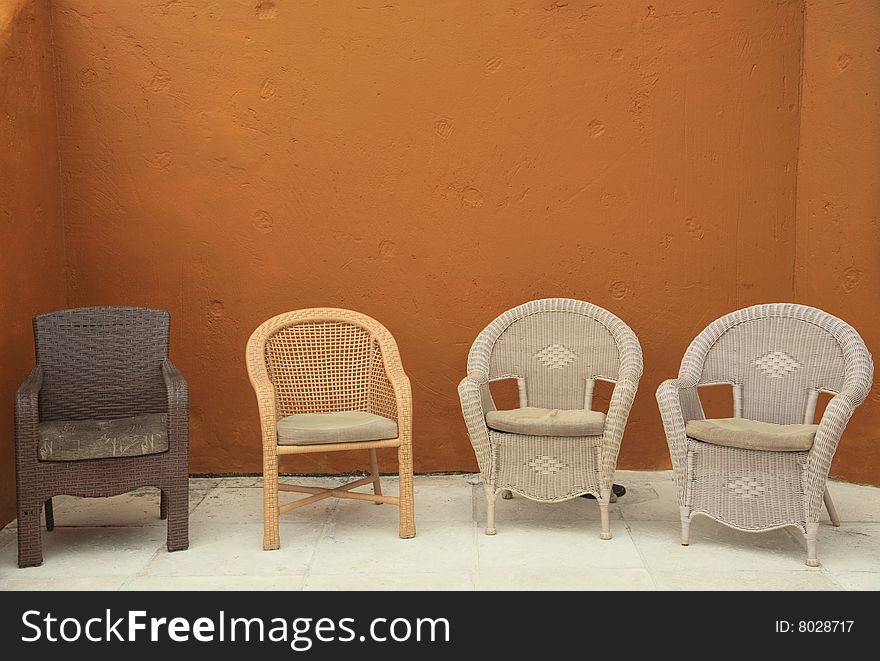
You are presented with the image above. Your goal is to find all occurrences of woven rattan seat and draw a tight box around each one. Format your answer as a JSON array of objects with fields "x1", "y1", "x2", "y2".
[
  {"x1": 276, "y1": 411, "x2": 398, "y2": 445},
  {"x1": 685, "y1": 417, "x2": 816, "y2": 452},
  {"x1": 37, "y1": 413, "x2": 170, "y2": 461},
  {"x1": 486, "y1": 407, "x2": 606, "y2": 437}
]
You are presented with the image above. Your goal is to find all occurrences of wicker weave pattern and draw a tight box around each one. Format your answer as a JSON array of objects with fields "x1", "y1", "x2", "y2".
[
  {"x1": 459, "y1": 298, "x2": 643, "y2": 538},
  {"x1": 688, "y1": 440, "x2": 809, "y2": 529},
  {"x1": 35, "y1": 308, "x2": 169, "y2": 421},
  {"x1": 15, "y1": 307, "x2": 189, "y2": 568},
  {"x1": 492, "y1": 431, "x2": 601, "y2": 502},
  {"x1": 246, "y1": 308, "x2": 415, "y2": 550},
  {"x1": 267, "y1": 322, "x2": 371, "y2": 416},
  {"x1": 656, "y1": 303, "x2": 873, "y2": 566}
]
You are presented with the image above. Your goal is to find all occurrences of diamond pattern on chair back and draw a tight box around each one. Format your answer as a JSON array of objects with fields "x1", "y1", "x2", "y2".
[
  {"x1": 488, "y1": 311, "x2": 621, "y2": 410},
  {"x1": 264, "y1": 321, "x2": 379, "y2": 417},
  {"x1": 701, "y1": 317, "x2": 846, "y2": 425},
  {"x1": 34, "y1": 307, "x2": 170, "y2": 421}
]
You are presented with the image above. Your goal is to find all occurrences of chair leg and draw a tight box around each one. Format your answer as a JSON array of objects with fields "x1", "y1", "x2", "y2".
[
  {"x1": 397, "y1": 444, "x2": 416, "y2": 539},
  {"x1": 263, "y1": 451, "x2": 280, "y2": 550},
  {"x1": 164, "y1": 484, "x2": 189, "y2": 552},
  {"x1": 823, "y1": 488, "x2": 841, "y2": 527},
  {"x1": 17, "y1": 502, "x2": 43, "y2": 568},
  {"x1": 484, "y1": 484, "x2": 499, "y2": 535},
  {"x1": 160, "y1": 489, "x2": 168, "y2": 520},
  {"x1": 680, "y1": 506, "x2": 691, "y2": 546},
  {"x1": 500, "y1": 489, "x2": 513, "y2": 500},
  {"x1": 44, "y1": 498, "x2": 54, "y2": 532},
  {"x1": 599, "y1": 491, "x2": 612, "y2": 540},
  {"x1": 805, "y1": 522, "x2": 820, "y2": 567},
  {"x1": 369, "y1": 449, "x2": 383, "y2": 505}
]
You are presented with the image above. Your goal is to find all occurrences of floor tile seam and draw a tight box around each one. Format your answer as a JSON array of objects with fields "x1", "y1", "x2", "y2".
[
  {"x1": 621, "y1": 515, "x2": 659, "y2": 590},
  {"x1": 300, "y1": 495, "x2": 340, "y2": 586}
]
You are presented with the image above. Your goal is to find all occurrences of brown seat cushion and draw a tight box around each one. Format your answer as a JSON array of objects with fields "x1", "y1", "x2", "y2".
[
  {"x1": 485, "y1": 406, "x2": 606, "y2": 437},
  {"x1": 38, "y1": 413, "x2": 169, "y2": 462},
  {"x1": 686, "y1": 417, "x2": 817, "y2": 452},
  {"x1": 276, "y1": 411, "x2": 399, "y2": 446}
]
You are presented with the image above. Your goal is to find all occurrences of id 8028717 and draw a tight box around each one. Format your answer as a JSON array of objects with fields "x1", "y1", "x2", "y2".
[{"x1": 775, "y1": 621, "x2": 854, "y2": 633}]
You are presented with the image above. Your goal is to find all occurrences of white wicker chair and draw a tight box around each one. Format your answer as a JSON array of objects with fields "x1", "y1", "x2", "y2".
[
  {"x1": 657, "y1": 303, "x2": 873, "y2": 566},
  {"x1": 458, "y1": 298, "x2": 643, "y2": 539}
]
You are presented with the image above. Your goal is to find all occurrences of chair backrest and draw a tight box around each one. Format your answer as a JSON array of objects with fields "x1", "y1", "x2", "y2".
[
  {"x1": 34, "y1": 307, "x2": 170, "y2": 421},
  {"x1": 679, "y1": 303, "x2": 873, "y2": 424},
  {"x1": 467, "y1": 298, "x2": 642, "y2": 410},
  {"x1": 246, "y1": 309, "x2": 399, "y2": 418}
]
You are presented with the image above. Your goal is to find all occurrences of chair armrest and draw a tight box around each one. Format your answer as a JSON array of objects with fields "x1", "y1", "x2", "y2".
[
  {"x1": 162, "y1": 359, "x2": 189, "y2": 454},
  {"x1": 465, "y1": 371, "x2": 498, "y2": 413},
  {"x1": 15, "y1": 366, "x2": 44, "y2": 466},
  {"x1": 599, "y1": 376, "x2": 639, "y2": 492},
  {"x1": 655, "y1": 378, "x2": 699, "y2": 501},
  {"x1": 385, "y1": 368, "x2": 413, "y2": 442},
  {"x1": 15, "y1": 365, "x2": 43, "y2": 415},
  {"x1": 248, "y1": 368, "x2": 279, "y2": 451},
  {"x1": 458, "y1": 376, "x2": 494, "y2": 477},
  {"x1": 802, "y1": 394, "x2": 858, "y2": 519}
]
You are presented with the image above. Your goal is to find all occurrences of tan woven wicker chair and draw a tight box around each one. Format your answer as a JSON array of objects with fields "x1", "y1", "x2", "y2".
[
  {"x1": 657, "y1": 303, "x2": 873, "y2": 566},
  {"x1": 246, "y1": 308, "x2": 415, "y2": 550},
  {"x1": 459, "y1": 298, "x2": 643, "y2": 539}
]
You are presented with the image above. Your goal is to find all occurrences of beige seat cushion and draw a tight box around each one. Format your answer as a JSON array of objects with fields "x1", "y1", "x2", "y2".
[
  {"x1": 38, "y1": 413, "x2": 169, "y2": 462},
  {"x1": 686, "y1": 417, "x2": 817, "y2": 452},
  {"x1": 485, "y1": 406, "x2": 606, "y2": 437},
  {"x1": 277, "y1": 411, "x2": 398, "y2": 446}
]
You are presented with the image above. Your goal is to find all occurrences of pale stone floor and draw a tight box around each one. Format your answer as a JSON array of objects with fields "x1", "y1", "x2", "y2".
[{"x1": 0, "y1": 471, "x2": 878, "y2": 591}]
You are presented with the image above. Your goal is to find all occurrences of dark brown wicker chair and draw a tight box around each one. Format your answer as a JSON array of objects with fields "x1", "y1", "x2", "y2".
[{"x1": 14, "y1": 307, "x2": 189, "y2": 567}]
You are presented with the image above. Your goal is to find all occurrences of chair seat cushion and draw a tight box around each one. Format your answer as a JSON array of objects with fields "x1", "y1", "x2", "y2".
[
  {"x1": 38, "y1": 413, "x2": 169, "y2": 462},
  {"x1": 276, "y1": 411, "x2": 399, "y2": 446},
  {"x1": 485, "y1": 407, "x2": 606, "y2": 437},
  {"x1": 686, "y1": 417, "x2": 817, "y2": 452}
]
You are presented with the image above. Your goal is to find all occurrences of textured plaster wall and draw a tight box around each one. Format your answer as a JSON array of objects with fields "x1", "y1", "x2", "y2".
[
  {"x1": 0, "y1": 0, "x2": 67, "y2": 526},
  {"x1": 4, "y1": 3, "x2": 876, "y2": 534},
  {"x1": 796, "y1": 1, "x2": 880, "y2": 485},
  {"x1": 51, "y1": 0, "x2": 804, "y2": 476}
]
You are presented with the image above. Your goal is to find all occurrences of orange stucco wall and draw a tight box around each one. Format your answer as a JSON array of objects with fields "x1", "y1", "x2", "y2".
[
  {"x1": 50, "y1": 0, "x2": 804, "y2": 477},
  {"x1": 1, "y1": 2, "x2": 876, "y2": 524},
  {"x1": 0, "y1": 0, "x2": 68, "y2": 526},
  {"x1": 796, "y1": 1, "x2": 880, "y2": 484}
]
